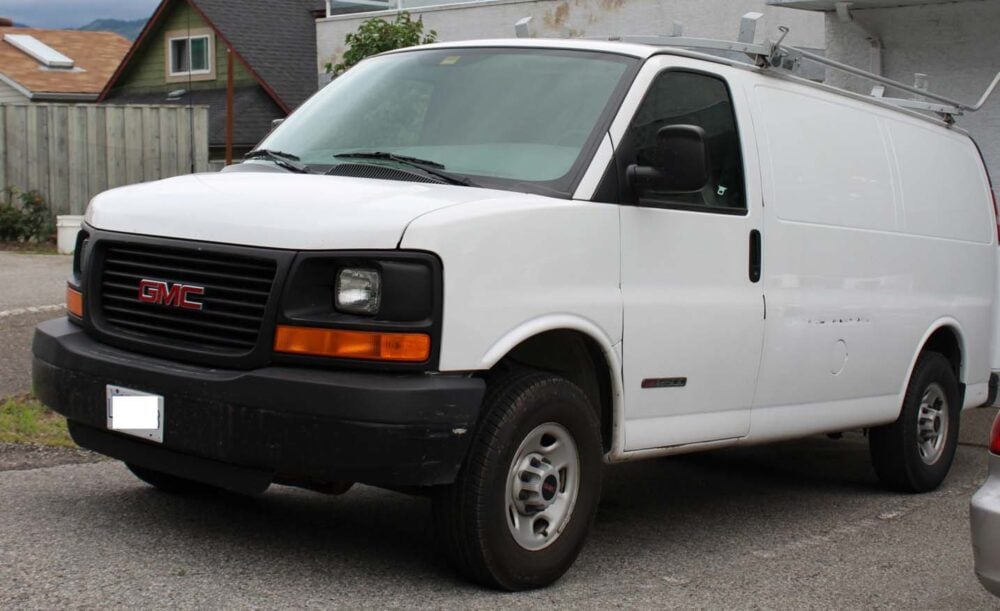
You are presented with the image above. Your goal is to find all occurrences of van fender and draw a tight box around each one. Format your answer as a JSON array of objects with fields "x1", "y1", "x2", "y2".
[
  {"x1": 478, "y1": 314, "x2": 627, "y2": 459},
  {"x1": 894, "y1": 317, "x2": 968, "y2": 420}
]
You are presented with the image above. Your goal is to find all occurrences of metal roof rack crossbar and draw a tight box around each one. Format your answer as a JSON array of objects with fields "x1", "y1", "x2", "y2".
[
  {"x1": 517, "y1": 12, "x2": 1000, "y2": 124},
  {"x1": 764, "y1": 34, "x2": 1000, "y2": 122}
]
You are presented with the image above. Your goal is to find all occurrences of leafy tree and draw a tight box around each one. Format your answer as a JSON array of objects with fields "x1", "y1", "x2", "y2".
[{"x1": 325, "y1": 12, "x2": 437, "y2": 76}]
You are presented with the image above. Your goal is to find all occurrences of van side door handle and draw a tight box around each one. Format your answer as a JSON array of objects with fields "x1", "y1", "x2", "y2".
[{"x1": 749, "y1": 229, "x2": 762, "y2": 283}]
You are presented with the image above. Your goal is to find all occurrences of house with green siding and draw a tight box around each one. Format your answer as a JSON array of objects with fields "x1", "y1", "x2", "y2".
[{"x1": 100, "y1": 0, "x2": 324, "y2": 162}]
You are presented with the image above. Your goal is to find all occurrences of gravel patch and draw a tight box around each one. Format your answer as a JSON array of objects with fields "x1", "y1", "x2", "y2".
[{"x1": 0, "y1": 442, "x2": 104, "y2": 472}]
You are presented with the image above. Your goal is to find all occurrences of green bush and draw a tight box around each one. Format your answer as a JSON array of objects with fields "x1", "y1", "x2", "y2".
[
  {"x1": 325, "y1": 12, "x2": 437, "y2": 76},
  {"x1": 0, "y1": 187, "x2": 54, "y2": 243}
]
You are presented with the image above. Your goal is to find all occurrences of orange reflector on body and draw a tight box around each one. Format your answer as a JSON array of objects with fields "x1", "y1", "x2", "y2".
[
  {"x1": 66, "y1": 286, "x2": 83, "y2": 317},
  {"x1": 274, "y1": 325, "x2": 431, "y2": 362}
]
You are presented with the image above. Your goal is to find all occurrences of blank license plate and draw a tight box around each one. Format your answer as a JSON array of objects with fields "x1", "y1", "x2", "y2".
[{"x1": 106, "y1": 385, "x2": 163, "y2": 443}]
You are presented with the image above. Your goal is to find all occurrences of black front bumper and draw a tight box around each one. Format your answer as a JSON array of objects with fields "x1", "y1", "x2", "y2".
[{"x1": 32, "y1": 318, "x2": 485, "y2": 493}]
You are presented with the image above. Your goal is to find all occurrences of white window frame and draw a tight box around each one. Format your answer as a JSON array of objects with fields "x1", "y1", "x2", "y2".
[{"x1": 168, "y1": 34, "x2": 212, "y2": 77}]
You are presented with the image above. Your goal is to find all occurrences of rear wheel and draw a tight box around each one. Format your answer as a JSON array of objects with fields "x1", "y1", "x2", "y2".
[
  {"x1": 869, "y1": 352, "x2": 960, "y2": 493},
  {"x1": 126, "y1": 463, "x2": 219, "y2": 494},
  {"x1": 433, "y1": 370, "x2": 603, "y2": 590}
]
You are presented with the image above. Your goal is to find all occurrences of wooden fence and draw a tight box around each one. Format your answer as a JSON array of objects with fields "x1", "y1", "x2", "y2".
[{"x1": 0, "y1": 103, "x2": 210, "y2": 216}]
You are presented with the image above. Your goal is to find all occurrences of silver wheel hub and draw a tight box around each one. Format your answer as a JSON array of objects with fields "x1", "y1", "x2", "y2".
[
  {"x1": 917, "y1": 383, "x2": 949, "y2": 466},
  {"x1": 511, "y1": 453, "x2": 560, "y2": 514},
  {"x1": 506, "y1": 423, "x2": 580, "y2": 551}
]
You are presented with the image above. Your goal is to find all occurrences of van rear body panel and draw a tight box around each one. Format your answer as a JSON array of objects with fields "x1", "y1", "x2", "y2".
[{"x1": 748, "y1": 75, "x2": 995, "y2": 440}]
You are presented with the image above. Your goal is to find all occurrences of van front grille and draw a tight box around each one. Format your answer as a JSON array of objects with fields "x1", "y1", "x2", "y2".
[{"x1": 96, "y1": 243, "x2": 277, "y2": 355}]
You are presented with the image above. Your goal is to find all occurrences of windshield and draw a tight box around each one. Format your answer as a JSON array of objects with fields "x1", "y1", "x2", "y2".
[{"x1": 256, "y1": 48, "x2": 637, "y2": 197}]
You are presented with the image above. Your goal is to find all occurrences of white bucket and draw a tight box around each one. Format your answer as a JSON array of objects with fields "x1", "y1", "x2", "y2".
[{"x1": 56, "y1": 215, "x2": 84, "y2": 255}]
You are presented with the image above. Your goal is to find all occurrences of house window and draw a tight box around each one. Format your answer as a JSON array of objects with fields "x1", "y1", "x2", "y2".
[{"x1": 169, "y1": 35, "x2": 211, "y2": 76}]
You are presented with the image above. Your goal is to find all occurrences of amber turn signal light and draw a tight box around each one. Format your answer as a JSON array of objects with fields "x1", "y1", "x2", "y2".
[
  {"x1": 66, "y1": 286, "x2": 84, "y2": 318},
  {"x1": 273, "y1": 325, "x2": 431, "y2": 362}
]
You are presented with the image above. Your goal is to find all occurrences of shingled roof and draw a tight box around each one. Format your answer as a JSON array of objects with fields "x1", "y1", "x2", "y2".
[
  {"x1": 0, "y1": 27, "x2": 131, "y2": 100},
  {"x1": 191, "y1": 0, "x2": 323, "y2": 111},
  {"x1": 101, "y1": 0, "x2": 323, "y2": 113},
  {"x1": 188, "y1": 0, "x2": 323, "y2": 112}
]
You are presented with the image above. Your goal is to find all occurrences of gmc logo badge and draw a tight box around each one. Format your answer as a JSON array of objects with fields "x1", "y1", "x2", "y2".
[{"x1": 137, "y1": 279, "x2": 205, "y2": 311}]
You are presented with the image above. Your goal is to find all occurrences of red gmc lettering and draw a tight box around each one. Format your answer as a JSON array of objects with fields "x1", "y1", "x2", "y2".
[{"x1": 137, "y1": 279, "x2": 205, "y2": 310}]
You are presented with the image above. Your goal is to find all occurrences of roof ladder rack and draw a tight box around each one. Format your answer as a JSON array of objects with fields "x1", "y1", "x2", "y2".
[
  {"x1": 571, "y1": 12, "x2": 1000, "y2": 124},
  {"x1": 764, "y1": 32, "x2": 1000, "y2": 123}
]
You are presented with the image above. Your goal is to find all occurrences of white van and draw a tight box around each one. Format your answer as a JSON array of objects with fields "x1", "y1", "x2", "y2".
[{"x1": 32, "y1": 36, "x2": 998, "y2": 590}]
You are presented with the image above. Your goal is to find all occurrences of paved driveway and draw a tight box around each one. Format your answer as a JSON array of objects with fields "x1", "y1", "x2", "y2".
[
  {"x1": 0, "y1": 251, "x2": 70, "y2": 311},
  {"x1": 1, "y1": 250, "x2": 998, "y2": 607},
  {"x1": 0, "y1": 434, "x2": 997, "y2": 608},
  {"x1": 0, "y1": 252, "x2": 70, "y2": 398}
]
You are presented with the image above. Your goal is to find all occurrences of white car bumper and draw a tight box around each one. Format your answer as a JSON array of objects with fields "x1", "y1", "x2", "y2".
[{"x1": 972, "y1": 451, "x2": 1000, "y2": 597}]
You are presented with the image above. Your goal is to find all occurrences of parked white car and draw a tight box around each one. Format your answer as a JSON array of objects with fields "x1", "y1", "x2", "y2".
[
  {"x1": 972, "y1": 412, "x2": 1000, "y2": 596},
  {"x1": 33, "y1": 38, "x2": 999, "y2": 590}
]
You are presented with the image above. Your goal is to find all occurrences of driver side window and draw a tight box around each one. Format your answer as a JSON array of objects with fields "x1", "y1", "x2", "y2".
[{"x1": 627, "y1": 70, "x2": 746, "y2": 210}]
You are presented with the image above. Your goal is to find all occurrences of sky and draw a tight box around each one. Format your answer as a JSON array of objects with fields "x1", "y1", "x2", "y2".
[{"x1": 0, "y1": 0, "x2": 160, "y2": 28}]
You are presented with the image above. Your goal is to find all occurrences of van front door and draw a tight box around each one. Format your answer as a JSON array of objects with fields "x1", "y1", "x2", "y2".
[{"x1": 615, "y1": 60, "x2": 764, "y2": 451}]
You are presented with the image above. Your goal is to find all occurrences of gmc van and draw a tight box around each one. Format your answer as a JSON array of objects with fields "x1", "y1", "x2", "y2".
[{"x1": 33, "y1": 38, "x2": 999, "y2": 590}]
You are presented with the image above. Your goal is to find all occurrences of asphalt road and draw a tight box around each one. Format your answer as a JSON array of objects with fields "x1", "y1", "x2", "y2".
[
  {"x1": 0, "y1": 252, "x2": 70, "y2": 312},
  {"x1": 0, "y1": 251, "x2": 70, "y2": 398},
  {"x1": 1, "y1": 250, "x2": 999, "y2": 607},
  {"x1": 1, "y1": 435, "x2": 998, "y2": 609}
]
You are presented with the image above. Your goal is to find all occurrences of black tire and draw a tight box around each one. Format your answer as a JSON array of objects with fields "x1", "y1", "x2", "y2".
[
  {"x1": 869, "y1": 352, "x2": 961, "y2": 493},
  {"x1": 126, "y1": 463, "x2": 219, "y2": 495},
  {"x1": 433, "y1": 369, "x2": 603, "y2": 591}
]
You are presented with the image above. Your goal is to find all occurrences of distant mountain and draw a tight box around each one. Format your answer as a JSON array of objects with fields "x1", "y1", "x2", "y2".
[{"x1": 76, "y1": 18, "x2": 147, "y2": 41}]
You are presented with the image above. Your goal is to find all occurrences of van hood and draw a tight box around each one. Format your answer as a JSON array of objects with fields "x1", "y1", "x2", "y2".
[{"x1": 85, "y1": 172, "x2": 516, "y2": 250}]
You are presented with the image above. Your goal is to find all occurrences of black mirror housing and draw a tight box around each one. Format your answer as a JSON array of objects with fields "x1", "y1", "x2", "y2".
[{"x1": 628, "y1": 124, "x2": 710, "y2": 194}]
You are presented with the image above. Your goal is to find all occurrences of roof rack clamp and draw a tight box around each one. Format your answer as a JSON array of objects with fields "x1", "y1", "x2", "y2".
[{"x1": 594, "y1": 14, "x2": 999, "y2": 122}]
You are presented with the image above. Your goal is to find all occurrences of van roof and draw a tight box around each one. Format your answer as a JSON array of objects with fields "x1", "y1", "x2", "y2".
[
  {"x1": 387, "y1": 38, "x2": 966, "y2": 133},
  {"x1": 402, "y1": 38, "x2": 662, "y2": 59}
]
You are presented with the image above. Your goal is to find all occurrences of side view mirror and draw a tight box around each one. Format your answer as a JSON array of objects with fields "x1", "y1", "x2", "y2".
[{"x1": 627, "y1": 124, "x2": 710, "y2": 194}]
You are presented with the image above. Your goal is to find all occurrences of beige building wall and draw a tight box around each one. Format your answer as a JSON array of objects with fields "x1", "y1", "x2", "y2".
[
  {"x1": 317, "y1": 0, "x2": 826, "y2": 75},
  {"x1": 820, "y1": 1, "x2": 1000, "y2": 188}
]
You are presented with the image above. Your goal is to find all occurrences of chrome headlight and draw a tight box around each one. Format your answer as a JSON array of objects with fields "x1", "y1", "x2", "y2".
[{"x1": 335, "y1": 268, "x2": 381, "y2": 315}]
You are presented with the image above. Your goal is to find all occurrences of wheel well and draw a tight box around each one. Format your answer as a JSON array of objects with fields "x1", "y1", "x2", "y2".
[
  {"x1": 922, "y1": 326, "x2": 962, "y2": 379},
  {"x1": 494, "y1": 330, "x2": 614, "y2": 453}
]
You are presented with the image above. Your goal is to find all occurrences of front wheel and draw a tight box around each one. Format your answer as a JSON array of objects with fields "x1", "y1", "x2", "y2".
[
  {"x1": 433, "y1": 370, "x2": 603, "y2": 590},
  {"x1": 869, "y1": 351, "x2": 960, "y2": 493}
]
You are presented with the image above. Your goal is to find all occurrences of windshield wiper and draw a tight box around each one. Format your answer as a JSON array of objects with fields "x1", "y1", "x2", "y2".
[
  {"x1": 334, "y1": 151, "x2": 477, "y2": 187},
  {"x1": 244, "y1": 149, "x2": 312, "y2": 174}
]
